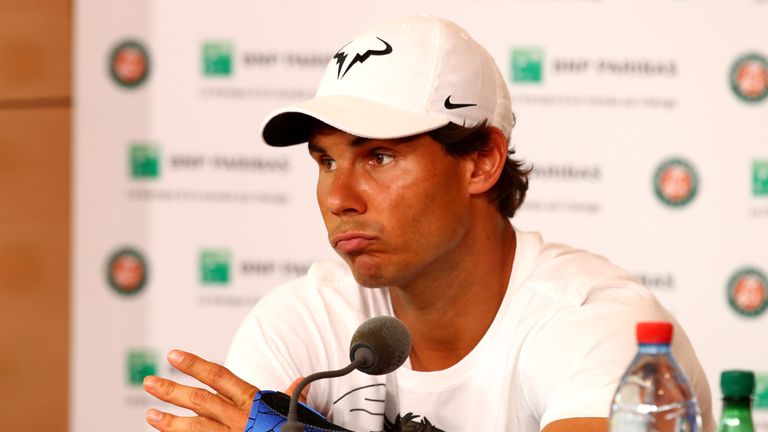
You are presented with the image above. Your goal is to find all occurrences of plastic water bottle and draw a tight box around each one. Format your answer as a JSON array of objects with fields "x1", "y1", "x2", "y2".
[
  {"x1": 609, "y1": 321, "x2": 702, "y2": 432},
  {"x1": 718, "y1": 370, "x2": 755, "y2": 432}
]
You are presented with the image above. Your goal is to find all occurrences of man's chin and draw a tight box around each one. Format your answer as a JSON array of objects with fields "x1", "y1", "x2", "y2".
[
  {"x1": 349, "y1": 267, "x2": 389, "y2": 288},
  {"x1": 344, "y1": 256, "x2": 389, "y2": 288}
]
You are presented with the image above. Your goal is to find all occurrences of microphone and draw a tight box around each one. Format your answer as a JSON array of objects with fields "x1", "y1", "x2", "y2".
[
  {"x1": 281, "y1": 316, "x2": 412, "y2": 432},
  {"x1": 349, "y1": 315, "x2": 412, "y2": 375}
]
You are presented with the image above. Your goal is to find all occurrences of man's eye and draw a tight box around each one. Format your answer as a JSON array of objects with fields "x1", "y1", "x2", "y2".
[
  {"x1": 371, "y1": 153, "x2": 394, "y2": 166},
  {"x1": 321, "y1": 158, "x2": 336, "y2": 171}
]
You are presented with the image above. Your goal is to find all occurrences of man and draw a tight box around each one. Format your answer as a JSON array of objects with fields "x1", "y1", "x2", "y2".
[{"x1": 144, "y1": 15, "x2": 714, "y2": 432}]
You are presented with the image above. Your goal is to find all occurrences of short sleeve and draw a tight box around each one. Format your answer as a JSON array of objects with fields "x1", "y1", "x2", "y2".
[{"x1": 519, "y1": 284, "x2": 678, "y2": 430}]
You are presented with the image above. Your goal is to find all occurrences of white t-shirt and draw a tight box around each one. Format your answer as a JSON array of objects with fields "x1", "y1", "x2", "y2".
[{"x1": 226, "y1": 230, "x2": 714, "y2": 431}]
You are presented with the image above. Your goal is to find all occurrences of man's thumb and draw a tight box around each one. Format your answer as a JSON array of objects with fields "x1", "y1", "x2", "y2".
[{"x1": 285, "y1": 377, "x2": 311, "y2": 404}]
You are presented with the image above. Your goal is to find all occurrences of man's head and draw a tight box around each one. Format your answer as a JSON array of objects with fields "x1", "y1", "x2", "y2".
[
  {"x1": 261, "y1": 15, "x2": 514, "y2": 146},
  {"x1": 260, "y1": 16, "x2": 528, "y2": 287},
  {"x1": 306, "y1": 121, "x2": 513, "y2": 288}
]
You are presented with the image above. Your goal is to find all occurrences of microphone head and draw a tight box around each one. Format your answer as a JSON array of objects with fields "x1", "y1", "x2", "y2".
[{"x1": 349, "y1": 316, "x2": 411, "y2": 375}]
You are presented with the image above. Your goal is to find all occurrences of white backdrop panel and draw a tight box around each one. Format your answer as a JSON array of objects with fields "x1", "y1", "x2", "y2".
[{"x1": 74, "y1": 1, "x2": 768, "y2": 431}]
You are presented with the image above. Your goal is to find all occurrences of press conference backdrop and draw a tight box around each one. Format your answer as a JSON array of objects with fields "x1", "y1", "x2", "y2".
[{"x1": 73, "y1": 1, "x2": 768, "y2": 431}]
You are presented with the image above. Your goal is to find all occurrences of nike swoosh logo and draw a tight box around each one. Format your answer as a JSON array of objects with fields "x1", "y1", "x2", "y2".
[{"x1": 444, "y1": 96, "x2": 477, "y2": 110}]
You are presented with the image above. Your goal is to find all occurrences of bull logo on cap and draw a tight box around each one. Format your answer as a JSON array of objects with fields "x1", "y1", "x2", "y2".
[{"x1": 333, "y1": 36, "x2": 393, "y2": 79}]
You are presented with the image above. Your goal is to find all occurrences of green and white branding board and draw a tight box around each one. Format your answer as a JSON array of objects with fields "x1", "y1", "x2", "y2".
[{"x1": 73, "y1": 1, "x2": 768, "y2": 430}]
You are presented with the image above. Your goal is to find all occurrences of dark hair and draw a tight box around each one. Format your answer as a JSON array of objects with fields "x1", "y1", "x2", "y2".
[{"x1": 428, "y1": 119, "x2": 530, "y2": 218}]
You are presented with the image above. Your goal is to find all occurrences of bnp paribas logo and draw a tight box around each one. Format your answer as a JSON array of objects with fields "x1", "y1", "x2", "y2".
[
  {"x1": 653, "y1": 158, "x2": 699, "y2": 207},
  {"x1": 126, "y1": 349, "x2": 157, "y2": 386},
  {"x1": 727, "y1": 267, "x2": 768, "y2": 318},
  {"x1": 730, "y1": 53, "x2": 768, "y2": 103},
  {"x1": 130, "y1": 143, "x2": 160, "y2": 179},
  {"x1": 753, "y1": 160, "x2": 768, "y2": 196},
  {"x1": 755, "y1": 374, "x2": 768, "y2": 410},
  {"x1": 203, "y1": 41, "x2": 234, "y2": 77},
  {"x1": 109, "y1": 40, "x2": 150, "y2": 88},
  {"x1": 200, "y1": 249, "x2": 231, "y2": 285},
  {"x1": 510, "y1": 48, "x2": 544, "y2": 83}
]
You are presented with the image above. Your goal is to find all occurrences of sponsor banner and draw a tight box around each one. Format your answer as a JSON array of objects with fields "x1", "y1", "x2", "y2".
[
  {"x1": 727, "y1": 267, "x2": 768, "y2": 318},
  {"x1": 730, "y1": 53, "x2": 768, "y2": 103},
  {"x1": 130, "y1": 144, "x2": 161, "y2": 179},
  {"x1": 109, "y1": 40, "x2": 151, "y2": 88},
  {"x1": 756, "y1": 374, "x2": 768, "y2": 432},
  {"x1": 508, "y1": 46, "x2": 680, "y2": 111},
  {"x1": 757, "y1": 373, "x2": 768, "y2": 409},
  {"x1": 106, "y1": 248, "x2": 149, "y2": 296},
  {"x1": 126, "y1": 349, "x2": 158, "y2": 386},
  {"x1": 754, "y1": 160, "x2": 768, "y2": 196},
  {"x1": 74, "y1": 2, "x2": 768, "y2": 431},
  {"x1": 653, "y1": 158, "x2": 698, "y2": 208},
  {"x1": 635, "y1": 271, "x2": 677, "y2": 292},
  {"x1": 202, "y1": 41, "x2": 234, "y2": 77},
  {"x1": 523, "y1": 162, "x2": 603, "y2": 215},
  {"x1": 751, "y1": 159, "x2": 768, "y2": 219},
  {"x1": 200, "y1": 249, "x2": 231, "y2": 285}
]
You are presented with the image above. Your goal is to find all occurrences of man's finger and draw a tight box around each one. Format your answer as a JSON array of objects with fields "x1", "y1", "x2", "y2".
[
  {"x1": 143, "y1": 375, "x2": 242, "y2": 422},
  {"x1": 285, "y1": 377, "x2": 311, "y2": 404},
  {"x1": 145, "y1": 408, "x2": 229, "y2": 432},
  {"x1": 166, "y1": 350, "x2": 258, "y2": 407}
]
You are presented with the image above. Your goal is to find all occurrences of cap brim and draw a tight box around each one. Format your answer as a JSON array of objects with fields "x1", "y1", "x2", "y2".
[{"x1": 261, "y1": 95, "x2": 452, "y2": 147}]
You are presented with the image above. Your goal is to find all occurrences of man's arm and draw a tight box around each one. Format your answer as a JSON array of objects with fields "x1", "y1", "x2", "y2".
[{"x1": 542, "y1": 417, "x2": 608, "y2": 432}]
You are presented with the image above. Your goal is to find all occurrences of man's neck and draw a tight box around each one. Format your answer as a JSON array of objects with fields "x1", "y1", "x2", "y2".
[{"x1": 388, "y1": 216, "x2": 516, "y2": 372}]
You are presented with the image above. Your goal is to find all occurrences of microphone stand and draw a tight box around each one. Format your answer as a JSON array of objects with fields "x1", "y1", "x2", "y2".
[{"x1": 281, "y1": 357, "x2": 365, "y2": 432}]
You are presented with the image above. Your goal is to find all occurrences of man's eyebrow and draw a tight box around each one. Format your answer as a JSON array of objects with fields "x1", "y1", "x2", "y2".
[
  {"x1": 350, "y1": 135, "x2": 422, "y2": 147},
  {"x1": 307, "y1": 141, "x2": 326, "y2": 154},
  {"x1": 308, "y1": 134, "x2": 421, "y2": 153},
  {"x1": 350, "y1": 136, "x2": 371, "y2": 147}
]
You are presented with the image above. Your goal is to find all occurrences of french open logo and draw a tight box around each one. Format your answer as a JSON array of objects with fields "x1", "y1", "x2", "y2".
[
  {"x1": 107, "y1": 248, "x2": 148, "y2": 296},
  {"x1": 109, "y1": 40, "x2": 151, "y2": 88},
  {"x1": 727, "y1": 267, "x2": 768, "y2": 317},
  {"x1": 653, "y1": 158, "x2": 698, "y2": 207},
  {"x1": 730, "y1": 53, "x2": 768, "y2": 103}
]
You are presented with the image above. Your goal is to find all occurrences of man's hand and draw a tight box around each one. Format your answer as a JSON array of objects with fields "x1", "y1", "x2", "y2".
[
  {"x1": 143, "y1": 350, "x2": 258, "y2": 432},
  {"x1": 541, "y1": 417, "x2": 608, "y2": 432}
]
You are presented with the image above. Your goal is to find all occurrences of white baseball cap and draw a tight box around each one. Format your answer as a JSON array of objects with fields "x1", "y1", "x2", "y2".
[{"x1": 261, "y1": 15, "x2": 513, "y2": 146}]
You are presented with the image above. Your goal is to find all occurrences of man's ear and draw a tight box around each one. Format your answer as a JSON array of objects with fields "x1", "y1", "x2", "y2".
[{"x1": 467, "y1": 127, "x2": 508, "y2": 195}]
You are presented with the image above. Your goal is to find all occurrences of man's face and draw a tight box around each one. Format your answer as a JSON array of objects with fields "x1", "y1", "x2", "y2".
[{"x1": 308, "y1": 123, "x2": 473, "y2": 288}]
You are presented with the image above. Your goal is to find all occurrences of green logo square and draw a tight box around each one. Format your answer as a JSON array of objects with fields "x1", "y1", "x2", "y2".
[
  {"x1": 127, "y1": 350, "x2": 157, "y2": 386},
  {"x1": 753, "y1": 160, "x2": 768, "y2": 196},
  {"x1": 200, "y1": 249, "x2": 230, "y2": 285},
  {"x1": 203, "y1": 41, "x2": 233, "y2": 77},
  {"x1": 130, "y1": 144, "x2": 160, "y2": 179},
  {"x1": 510, "y1": 48, "x2": 544, "y2": 83},
  {"x1": 755, "y1": 373, "x2": 768, "y2": 409}
]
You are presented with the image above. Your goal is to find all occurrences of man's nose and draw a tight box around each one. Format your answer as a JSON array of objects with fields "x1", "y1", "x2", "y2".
[{"x1": 325, "y1": 167, "x2": 366, "y2": 217}]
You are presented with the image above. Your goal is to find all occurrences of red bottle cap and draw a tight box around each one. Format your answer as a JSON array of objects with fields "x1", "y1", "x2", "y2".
[{"x1": 636, "y1": 322, "x2": 673, "y2": 344}]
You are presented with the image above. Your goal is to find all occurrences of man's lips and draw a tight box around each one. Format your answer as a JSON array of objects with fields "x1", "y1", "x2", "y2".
[{"x1": 332, "y1": 232, "x2": 378, "y2": 254}]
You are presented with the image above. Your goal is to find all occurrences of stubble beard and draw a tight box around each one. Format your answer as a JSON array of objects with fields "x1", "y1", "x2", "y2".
[{"x1": 344, "y1": 254, "x2": 391, "y2": 288}]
